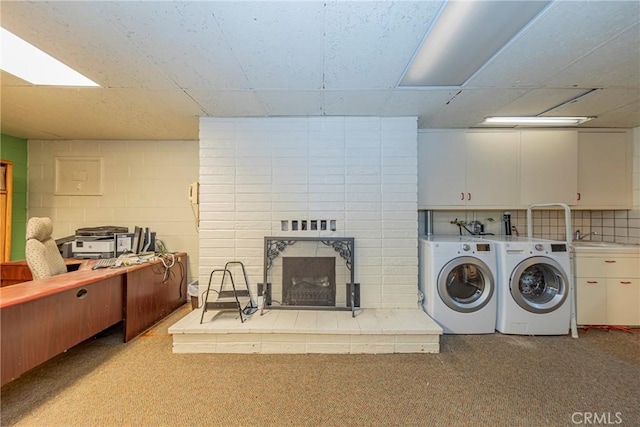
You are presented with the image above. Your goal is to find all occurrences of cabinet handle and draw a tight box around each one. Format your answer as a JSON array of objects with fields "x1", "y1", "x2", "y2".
[
  {"x1": 460, "y1": 192, "x2": 464, "y2": 200},
  {"x1": 586, "y1": 281, "x2": 599, "y2": 284},
  {"x1": 467, "y1": 192, "x2": 471, "y2": 201},
  {"x1": 604, "y1": 260, "x2": 616, "y2": 263},
  {"x1": 76, "y1": 288, "x2": 88, "y2": 299},
  {"x1": 577, "y1": 192, "x2": 581, "y2": 201},
  {"x1": 620, "y1": 281, "x2": 632, "y2": 285}
]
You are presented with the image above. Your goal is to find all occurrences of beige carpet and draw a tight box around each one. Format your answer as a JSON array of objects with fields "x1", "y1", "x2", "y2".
[{"x1": 1, "y1": 305, "x2": 638, "y2": 427}]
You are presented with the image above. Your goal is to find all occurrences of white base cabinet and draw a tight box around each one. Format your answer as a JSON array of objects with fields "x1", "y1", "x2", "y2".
[
  {"x1": 575, "y1": 249, "x2": 640, "y2": 326},
  {"x1": 576, "y1": 278, "x2": 607, "y2": 325}
]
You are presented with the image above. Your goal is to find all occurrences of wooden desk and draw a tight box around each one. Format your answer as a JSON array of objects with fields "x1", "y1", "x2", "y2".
[
  {"x1": 0, "y1": 259, "x2": 84, "y2": 287},
  {"x1": 0, "y1": 253, "x2": 187, "y2": 386}
]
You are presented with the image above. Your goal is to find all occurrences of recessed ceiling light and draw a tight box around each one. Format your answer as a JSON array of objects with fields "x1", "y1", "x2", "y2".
[
  {"x1": 481, "y1": 116, "x2": 595, "y2": 126},
  {"x1": 0, "y1": 27, "x2": 99, "y2": 87},
  {"x1": 399, "y1": 1, "x2": 551, "y2": 87}
]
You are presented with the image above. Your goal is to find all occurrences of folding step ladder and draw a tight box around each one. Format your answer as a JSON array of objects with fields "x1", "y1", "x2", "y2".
[{"x1": 200, "y1": 261, "x2": 257, "y2": 324}]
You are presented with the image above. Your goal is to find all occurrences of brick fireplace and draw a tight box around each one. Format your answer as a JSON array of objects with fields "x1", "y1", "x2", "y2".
[
  {"x1": 198, "y1": 116, "x2": 419, "y2": 310},
  {"x1": 168, "y1": 116, "x2": 443, "y2": 355}
]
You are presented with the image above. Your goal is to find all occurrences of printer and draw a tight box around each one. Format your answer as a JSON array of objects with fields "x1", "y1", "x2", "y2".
[{"x1": 72, "y1": 226, "x2": 128, "y2": 259}]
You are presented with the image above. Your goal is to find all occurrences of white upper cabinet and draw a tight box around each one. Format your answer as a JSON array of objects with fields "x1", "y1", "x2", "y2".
[
  {"x1": 418, "y1": 129, "x2": 633, "y2": 210},
  {"x1": 418, "y1": 131, "x2": 466, "y2": 207},
  {"x1": 519, "y1": 131, "x2": 578, "y2": 206},
  {"x1": 465, "y1": 132, "x2": 520, "y2": 207},
  {"x1": 575, "y1": 131, "x2": 632, "y2": 209},
  {"x1": 418, "y1": 131, "x2": 519, "y2": 209}
]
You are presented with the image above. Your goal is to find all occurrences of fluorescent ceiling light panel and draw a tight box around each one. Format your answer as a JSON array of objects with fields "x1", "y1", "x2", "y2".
[
  {"x1": 399, "y1": 1, "x2": 550, "y2": 87},
  {"x1": 482, "y1": 116, "x2": 594, "y2": 126},
  {"x1": 0, "y1": 27, "x2": 99, "y2": 87}
]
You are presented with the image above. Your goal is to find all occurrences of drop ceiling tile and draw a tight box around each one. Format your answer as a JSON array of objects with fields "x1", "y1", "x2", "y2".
[
  {"x1": 323, "y1": 91, "x2": 392, "y2": 116},
  {"x1": 0, "y1": 86, "x2": 203, "y2": 139},
  {"x1": 580, "y1": 101, "x2": 640, "y2": 128},
  {"x1": 466, "y1": 1, "x2": 640, "y2": 88},
  {"x1": 323, "y1": 1, "x2": 442, "y2": 89},
  {"x1": 544, "y1": 24, "x2": 640, "y2": 88},
  {"x1": 420, "y1": 88, "x2": 530, "y2": 128},
  {"x1": 383, "y1": 89, "x2": 458, "y2": 116},
  {"x1": 1, "y1": 1, "x2": 180, "y2": 89},
  {"x1": 0, "y1": 71, "x2": 31, "y2": 86},
  {"x1": 203, "y1": 1, "x2": 325, "y2": 90},
  {"x1": 543, "y1": 88, "x2": 640, "y2": 117},
  {"x1": 187, "y1": 90, "x2": 267, "y2": 117},
  {"x1": 90, "y1": 1, "x2": 251, "y2": 90},
  {"x1": 493, "y1": 88, "x2": 592, "y2": 116},
  {"x1": 255, "y1": 91, "x2": 323, "y2": 116}
]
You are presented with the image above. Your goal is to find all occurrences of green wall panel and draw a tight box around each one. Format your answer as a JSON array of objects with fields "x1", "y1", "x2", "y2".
[{"x1": 1, "y1": 133, "x2": 28, "y2": 260}]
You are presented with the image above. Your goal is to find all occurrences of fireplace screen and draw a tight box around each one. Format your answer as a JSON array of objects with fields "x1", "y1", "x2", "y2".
[
  {"x1": 261, "y1": 237, "x2": 357, "y2": 313},
  {"x1": 283, "y1": 257, "x2": 336, "y2": 306}
]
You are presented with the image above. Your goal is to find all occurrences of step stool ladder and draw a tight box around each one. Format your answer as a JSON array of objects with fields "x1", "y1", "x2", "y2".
[{"x1": 200, "y1": 261, "x2": 257, "y2": 324}]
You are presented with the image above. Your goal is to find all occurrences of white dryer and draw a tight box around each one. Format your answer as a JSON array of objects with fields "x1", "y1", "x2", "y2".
[
  {"x1": 477, "y1": 236, "x2": 571, "y2": 335},
  {"x1": 419, "y1": 236, "x2": 497, "y2": 334}
]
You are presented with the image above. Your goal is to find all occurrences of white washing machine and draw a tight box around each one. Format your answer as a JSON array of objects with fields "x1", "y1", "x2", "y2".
[
  {"x1": 476, "y1": 236, "x2": 571, "y2": 335},
  {"x1": 419, "y1": 235, "x2": 497, "y2": 334}
]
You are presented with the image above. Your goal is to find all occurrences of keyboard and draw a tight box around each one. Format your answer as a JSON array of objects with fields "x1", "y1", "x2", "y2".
[{"x1": 92, "y1": 258, "x2": 117, "y2": 270}]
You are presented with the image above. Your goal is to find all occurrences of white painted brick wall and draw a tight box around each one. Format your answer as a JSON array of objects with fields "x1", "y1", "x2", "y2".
[
  {"x1": 27, "y1": 139, "x2": 199, "y2": 283},
  {"x1": 199, "y1": 117, "x2": 419, "y2": 308}
]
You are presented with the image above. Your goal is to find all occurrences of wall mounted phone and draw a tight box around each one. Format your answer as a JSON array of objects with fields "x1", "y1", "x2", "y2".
[{"x1": 189, "y1": 182, "x2": 199, "y2": 204}]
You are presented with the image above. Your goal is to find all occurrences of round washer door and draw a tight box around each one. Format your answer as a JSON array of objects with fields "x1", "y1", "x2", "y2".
[
  {"x1": 510, "y1": 256, "x2": 568, "y2": 314},
  {"x1": 437, "y1": 256, "x2": 495, "y2": 313}
]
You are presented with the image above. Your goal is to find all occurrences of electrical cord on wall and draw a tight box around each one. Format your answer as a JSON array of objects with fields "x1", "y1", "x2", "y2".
[{"x1": 191, "y1": 202, "x2": 200, "y2": 233}]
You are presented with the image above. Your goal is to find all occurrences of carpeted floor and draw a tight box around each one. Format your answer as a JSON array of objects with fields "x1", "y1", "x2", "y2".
[{"x1": 1, "y1": 304, "x2": 638, "y2": 427}]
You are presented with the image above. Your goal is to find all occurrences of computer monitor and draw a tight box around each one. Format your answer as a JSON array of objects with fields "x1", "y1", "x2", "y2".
[{"x1": 132, "y1": 226, "x2": 155, "y2": 254}]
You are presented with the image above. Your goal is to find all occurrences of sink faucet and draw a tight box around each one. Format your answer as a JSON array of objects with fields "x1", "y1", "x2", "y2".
[{"x1": 575, "y1": 230, "x2": 598, "y2": 241}]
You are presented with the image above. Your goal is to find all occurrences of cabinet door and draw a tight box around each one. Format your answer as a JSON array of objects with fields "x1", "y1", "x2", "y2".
[
  {"x1": 418, "y1": 132, "x2": 466, "y2": 208},
  {"x1": 465, "y1": 132, "x2": 519, "y2": 207},
  {"x1": 606, "y1": 278, "x2": 640, "y2": 326},
  {"x1": 576, "y1": 278, "x2": 607, "y2": 325},
  {"x1": 520, "y1": 131, "x2": 578, "y2": 205},
  {"x1": 576, "y1": 132, "x2": 632, "y2": 209}
]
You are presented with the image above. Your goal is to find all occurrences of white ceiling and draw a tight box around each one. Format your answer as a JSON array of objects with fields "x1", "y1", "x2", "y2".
[{"x1": 1, "y1": 0, "x2": 638, "y2": 141}]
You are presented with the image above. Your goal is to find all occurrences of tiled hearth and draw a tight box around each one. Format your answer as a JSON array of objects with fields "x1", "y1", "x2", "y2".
[{"x1": 169, "y1": 307, "x2": 442, "y2": 354}]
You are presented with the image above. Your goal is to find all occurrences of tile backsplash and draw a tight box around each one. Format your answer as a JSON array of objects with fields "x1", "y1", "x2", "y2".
[{"x1": 421, "y1": 209, "x2": 640, "y2": 245}]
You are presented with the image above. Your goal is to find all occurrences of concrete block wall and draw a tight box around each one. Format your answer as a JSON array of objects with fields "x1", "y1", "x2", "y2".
[
  {"x1": 199, "y1": 117, "x2": 419, "y2": 308},
  {"x1": 27, "y1": 139, "x2": 199, "y2": 282}
]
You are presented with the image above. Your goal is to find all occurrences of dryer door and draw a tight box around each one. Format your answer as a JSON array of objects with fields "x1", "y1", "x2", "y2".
[
  {"x1": 510, "y1": 256, "x2": 569, "y2": 314},
  {"x1": 437, "y1": 256, "x2": 495, "y2": 313}
]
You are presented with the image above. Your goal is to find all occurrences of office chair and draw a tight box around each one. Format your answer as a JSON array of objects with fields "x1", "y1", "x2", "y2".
[{"x1": 25, "y1": 217, "x2": 68, "y2": 280}]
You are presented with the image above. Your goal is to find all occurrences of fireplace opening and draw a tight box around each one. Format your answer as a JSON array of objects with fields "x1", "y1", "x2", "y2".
[{"x1": 282, "y1": 257, "x2": 336, "y2": 306}]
